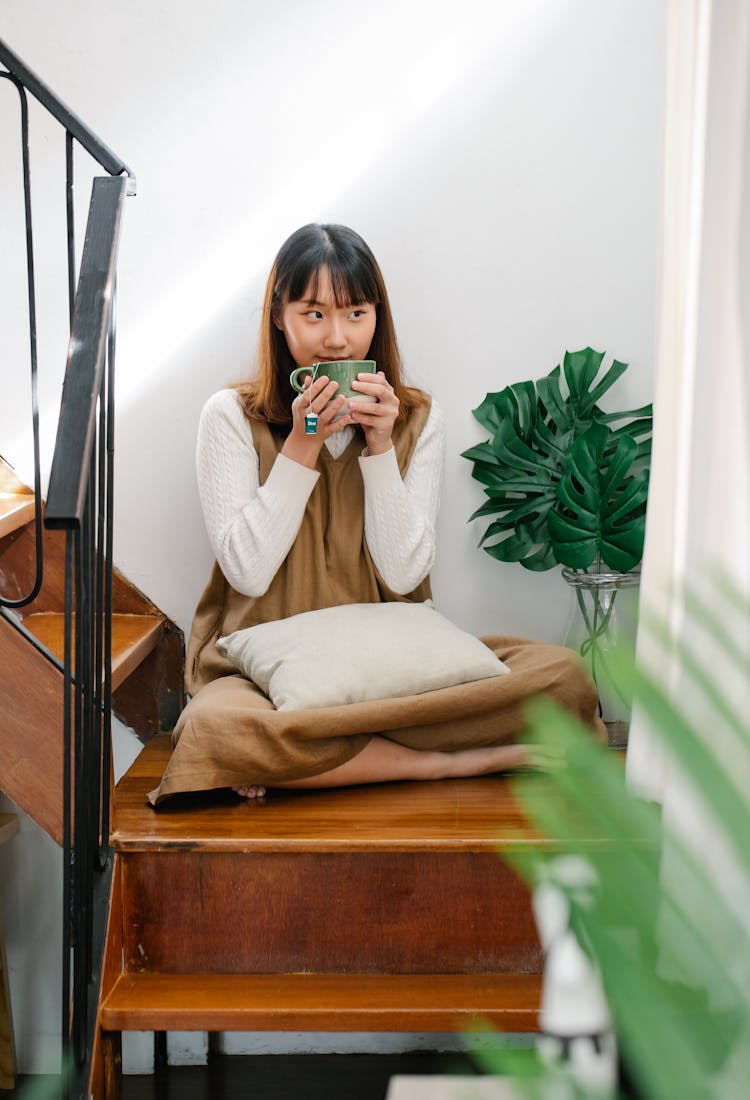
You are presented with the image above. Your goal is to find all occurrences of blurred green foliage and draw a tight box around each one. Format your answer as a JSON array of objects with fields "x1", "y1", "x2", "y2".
[{"x1": 471, "y1": 574, "x2": 750, "y2": 1099}]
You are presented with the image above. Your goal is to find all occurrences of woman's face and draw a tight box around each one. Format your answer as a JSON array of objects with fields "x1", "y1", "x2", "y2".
[{"x1": 276, "y1": 266, "x2": 377, "y2": 368}]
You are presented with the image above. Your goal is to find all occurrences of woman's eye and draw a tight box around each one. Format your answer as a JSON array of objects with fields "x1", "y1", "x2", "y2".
[
  {"x1": 350, "y1": 309, "x2": 366, "y2": 319},
  {"x1": 306, "y1": 310, "x2": 323, "y2": 320}
]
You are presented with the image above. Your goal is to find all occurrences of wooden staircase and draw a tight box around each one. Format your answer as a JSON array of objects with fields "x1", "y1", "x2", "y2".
[
  {"x1": 2, "y1": 465, "x2": 548, "y2": 1100},
  {"x1": 95, "y1": 734, "x2": 545, "y2": 1098},
  {"x1": 0, "y1": 457, "x2": 184, "y2": 843}
]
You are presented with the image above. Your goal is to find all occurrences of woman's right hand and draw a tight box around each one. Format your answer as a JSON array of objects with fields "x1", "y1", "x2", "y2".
[{"x1": 281, "y1": 374, "x2": 353, "y2": 469}]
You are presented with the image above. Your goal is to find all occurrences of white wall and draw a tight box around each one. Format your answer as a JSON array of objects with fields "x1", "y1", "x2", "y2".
[{"x1": 0, "y1": 0, "x2": 665, "y2": 1073}]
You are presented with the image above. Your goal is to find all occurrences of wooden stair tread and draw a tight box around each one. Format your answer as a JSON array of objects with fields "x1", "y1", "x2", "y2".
[
  {"x1": 20, "y1": 612, "x2": 165, "y2": 691},
  {"x1": 0, "y1": 492, "x2": 35, "y2": 539},
  {"x1": 113, "y1": 735, "x2": 561, "y2": 853},
  {"x1": 0, "y1": 460, "x2": 29, "y2": 494},
  {"x1": 100, "y1": 972, "x2": 541, "y2": 1032}
]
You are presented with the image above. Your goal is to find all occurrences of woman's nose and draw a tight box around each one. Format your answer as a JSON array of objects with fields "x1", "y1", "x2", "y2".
[{"x1": 323, "y1": 318, "x2": 347, "y2": 349}]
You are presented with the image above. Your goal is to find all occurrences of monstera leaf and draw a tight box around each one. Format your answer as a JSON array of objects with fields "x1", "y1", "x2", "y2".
[
  {"x1": 461, "y1": 347, "x2": 652, "y2": 572},
  {"x1": 548, "y1": 422, "x2": 649, "y2": 571}
]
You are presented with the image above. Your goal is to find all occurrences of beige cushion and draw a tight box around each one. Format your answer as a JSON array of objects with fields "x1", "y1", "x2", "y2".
[{"x1": 217, "y1": 602, "x2": 510, "y2": 712}]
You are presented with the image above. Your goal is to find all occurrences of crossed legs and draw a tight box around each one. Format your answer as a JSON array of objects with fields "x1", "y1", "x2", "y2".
[{"x1": 234, "y1": 735, "x2": 531, "y2": 799}]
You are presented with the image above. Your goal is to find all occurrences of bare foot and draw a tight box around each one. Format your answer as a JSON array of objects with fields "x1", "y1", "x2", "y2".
[
  {"x1": 514, "y1": 743, "x2": 567, "y2": 773},
  {"x1": 233, "y1": 784, "x2": 267, "y2": 800}
]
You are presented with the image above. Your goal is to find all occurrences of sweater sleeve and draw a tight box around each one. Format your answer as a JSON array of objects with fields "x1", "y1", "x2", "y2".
[
  {"x1": 196, "y1": 389, "x2": 319, "y2": 597},
  {"x1": 358, "y1": 399, "x2": 445, "y2": 594}
]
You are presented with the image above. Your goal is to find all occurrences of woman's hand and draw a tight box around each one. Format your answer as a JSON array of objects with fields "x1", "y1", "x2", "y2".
[
  {"x1": 349, "y1": 371, "x2": 399, "y2": 455},
  {"x1": 281, "y1": 374, "x2": 353, "y2": 469}
]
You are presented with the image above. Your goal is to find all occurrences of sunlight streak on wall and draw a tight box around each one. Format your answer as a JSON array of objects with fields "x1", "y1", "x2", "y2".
[{"x1": 115, "y1": 1, "x2": 562, "y2": 411}]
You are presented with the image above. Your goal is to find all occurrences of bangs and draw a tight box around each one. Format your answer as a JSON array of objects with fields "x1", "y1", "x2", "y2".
[
  {"x1": 304, "y1": 261, "x2": 380, "y2": 307},
  {"x1": 274, "y1": 224, "x2": 382, "y2": 309}
]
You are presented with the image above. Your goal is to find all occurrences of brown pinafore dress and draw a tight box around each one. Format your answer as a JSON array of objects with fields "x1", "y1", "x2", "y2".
[{"x1": 173, "y1": 397, "x2": 434, "y2": 783}]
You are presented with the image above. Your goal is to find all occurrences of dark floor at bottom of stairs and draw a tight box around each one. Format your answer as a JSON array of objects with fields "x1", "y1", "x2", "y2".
[{"x1": 8, "y1": 1051, "x2": 480, "y2": 1100}]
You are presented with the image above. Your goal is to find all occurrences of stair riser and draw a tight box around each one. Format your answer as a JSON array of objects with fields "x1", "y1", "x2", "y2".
[
  {"x1": 0, "y1": 616, "x2": 64, "y2": 843},
  {"x1": 122, "y1": 851, "x2": 541, "y2": 975}
]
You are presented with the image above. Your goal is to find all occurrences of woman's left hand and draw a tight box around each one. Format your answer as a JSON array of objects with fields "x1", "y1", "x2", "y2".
[{"x1": 349, "y1": 371, "x2": 399, "y2": 455}]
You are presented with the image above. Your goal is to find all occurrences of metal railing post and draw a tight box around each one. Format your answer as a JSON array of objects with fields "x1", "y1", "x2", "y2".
[{"x1": 1, "y1": 40, "x2": 133, "y2": 1099}]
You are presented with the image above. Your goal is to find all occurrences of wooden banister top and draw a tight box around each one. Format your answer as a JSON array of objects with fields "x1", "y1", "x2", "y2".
[
  {"x1": 21, "y1": 612, "x2": 165, "y2": 691},
  {"x1": 0, "y1": 813, "x2": 19, "y2": 846},
  {"x1": 0, "y1": 491, "x2": 36, "y2": 539},
  {"x1": 111, "y1": 734, "x2": 583, "y2": 854}
]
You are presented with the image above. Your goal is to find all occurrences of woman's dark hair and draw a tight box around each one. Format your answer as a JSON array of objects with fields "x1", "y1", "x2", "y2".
[{"x1": 234, "y1": 223, "x2": 426, "y2": 424}]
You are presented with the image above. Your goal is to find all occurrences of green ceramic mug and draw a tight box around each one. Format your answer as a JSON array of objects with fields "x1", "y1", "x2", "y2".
[{"x1": 289, "y1": 360, "x2": 378, "y2": 415}]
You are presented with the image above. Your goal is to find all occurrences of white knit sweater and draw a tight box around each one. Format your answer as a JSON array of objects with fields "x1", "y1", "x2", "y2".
[{"x1": 196, "y1": 389, "x2": 445, "y2": 598}]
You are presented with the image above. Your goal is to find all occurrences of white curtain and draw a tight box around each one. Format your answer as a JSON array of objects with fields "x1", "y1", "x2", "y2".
[
  {"x1": 626, "y1": 8, "x2": 750, "y2": 1085},
  {"x1": 627, "y1": 0, "x2": 750, "y2": 802}
]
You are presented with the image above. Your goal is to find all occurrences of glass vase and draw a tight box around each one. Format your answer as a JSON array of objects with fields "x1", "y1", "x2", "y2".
[{"x1": 562, "y1": 568, "x2": 641, "y2": 747}]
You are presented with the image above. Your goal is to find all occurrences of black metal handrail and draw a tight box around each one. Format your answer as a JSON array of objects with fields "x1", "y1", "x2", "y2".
[
  {"x1": 0, "y1": 40, "x2": 133, "y2": 1100},
  {"x1": 0, "y1": 70, "x2": 44, "y2": 607},
  {"x1": 50, "y1": 176, "x2": 124, "y2": 1099},
  {"x1": 0, "y1": 39, "x2": 135, "y2": 612},
  {"x1": 46, "y1": 177, "x2": 125, "y2": 528},
  {"x1": 0, "y1": 39, "x2": 135, "y2": 183}
]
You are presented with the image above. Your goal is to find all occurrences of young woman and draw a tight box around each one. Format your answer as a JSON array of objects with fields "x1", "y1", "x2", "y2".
[{"x1": 159, "y1": 224, "x2": 603, "y2": 804}]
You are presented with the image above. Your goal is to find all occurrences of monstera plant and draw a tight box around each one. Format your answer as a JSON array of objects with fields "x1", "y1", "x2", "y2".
[{"x1": 461, "y1": 347, "x2": 652, "y2": 573}]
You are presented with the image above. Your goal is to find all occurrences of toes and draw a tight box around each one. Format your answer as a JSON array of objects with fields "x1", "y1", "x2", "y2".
[{"x1": 232, "y1": 784, "x2": 267, "y2": 800}]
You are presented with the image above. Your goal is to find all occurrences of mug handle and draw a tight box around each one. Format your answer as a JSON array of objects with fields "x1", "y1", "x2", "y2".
[{"x1": 289, "y1": 366, "x2": 315, "y2": 394}]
